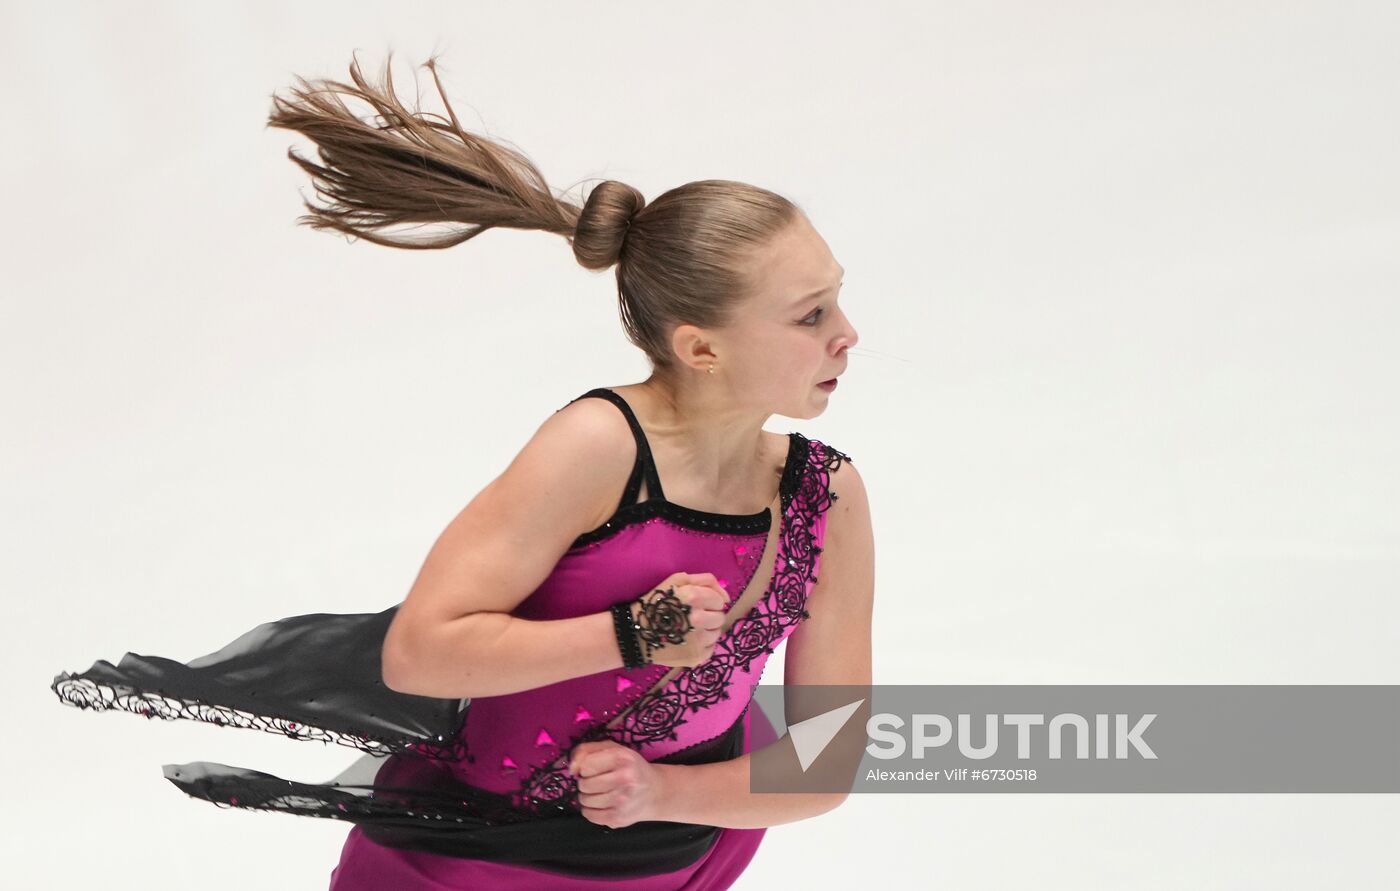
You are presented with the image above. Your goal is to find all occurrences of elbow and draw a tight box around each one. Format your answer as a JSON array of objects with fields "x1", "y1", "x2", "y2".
[
  {"x1": 381, "y1": 613, "x2": 430, "y2": 695},
  {"x1": 380, "y1": 614, "x2": 486, "y2": 698},
  {"x1": 381, "y1": 637, "x2": 417, "y2": 695}
]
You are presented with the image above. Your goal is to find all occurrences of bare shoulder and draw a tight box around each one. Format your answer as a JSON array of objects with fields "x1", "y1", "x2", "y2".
[
  {"x1": 385, "y1": 395, "x2": 638, "y2": 643},
  {"x1": 537, "y1": 393, "x2": 635, "y2": 471},
  {"x1": 525, "y1": 394, "x2": 639, "y2": 530}
]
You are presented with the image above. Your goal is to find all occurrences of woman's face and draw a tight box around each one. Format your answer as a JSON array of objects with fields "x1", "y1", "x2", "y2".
[{"x1": 715, "y1": 215, "x2": 859, "y2": 419}]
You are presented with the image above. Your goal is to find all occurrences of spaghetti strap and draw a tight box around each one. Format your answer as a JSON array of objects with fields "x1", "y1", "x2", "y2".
[{"x1": 565, "y1": 387, "x2": 667, "y2": 506}]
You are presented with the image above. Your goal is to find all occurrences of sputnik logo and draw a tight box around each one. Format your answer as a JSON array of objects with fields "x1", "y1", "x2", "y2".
[{"x1": 788, "y1": 699, "x2": 866, "y2": 771}]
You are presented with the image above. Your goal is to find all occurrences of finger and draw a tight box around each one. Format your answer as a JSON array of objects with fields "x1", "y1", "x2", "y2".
[
  {"x1": 567, "y1": 743, "x2": 604, "y2": 775},
  {"x1": 568, "y1": 748, "x2": 603, "y2": 777},
  {"x1": 571, "y1": 747, "x2": 626, "y2": 780},
  {"x1": 580, "y1": 804, "x2": 624, "y2": 828},
  {"x1": 577, "y1": 787, "x2": 622, "y2": 809},
  {"x1": 691, "y1": 611, "x2": 724, "y2": 631},
  {"x1": 571, "y1": 739, "x2": 614, "y2": 757},
  {"x1": 575, "y1": 767, "x2": 623, "y2": 793},
  {"x1": 689, "y1": 588, "x2": 727, "y2": 611}
]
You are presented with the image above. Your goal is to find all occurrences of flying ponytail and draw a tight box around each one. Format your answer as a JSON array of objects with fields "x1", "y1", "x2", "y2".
[{"x1": 267, "y1": 51, "x2": 802, "y2": 373}]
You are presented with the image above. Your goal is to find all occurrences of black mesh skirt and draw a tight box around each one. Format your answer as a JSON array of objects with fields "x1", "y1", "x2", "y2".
[{"x1": 51, "y1": 604, "x2": 747, "y2": 879}]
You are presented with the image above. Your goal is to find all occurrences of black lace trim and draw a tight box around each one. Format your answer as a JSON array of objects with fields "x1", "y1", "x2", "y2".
[
  {"x1": 568, "y1": 433, "x2": 803, "y2": 549},
  {"x1": 569, "y1": 498, "x2": 772, "y2": 550},
  {"x1": 50, "y1": 607, "x2": 472, "y2": 763},
  {"x1": 160, "y1": 713, "x2": 749, "y2": 876},
  {"x1": 50, "y1": 674, "x2": 471, "y2": 762},
  {"x1": 513, "y1": 434, "x2": 851, "y2": 814},
  {"x1": 162, "y1": 758, "x2": 538, "y2": 828}
]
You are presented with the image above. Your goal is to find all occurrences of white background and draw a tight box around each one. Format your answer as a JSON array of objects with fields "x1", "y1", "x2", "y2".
[{"x1": 4, "y1": 1, "x2": 1397, "y2": 888}]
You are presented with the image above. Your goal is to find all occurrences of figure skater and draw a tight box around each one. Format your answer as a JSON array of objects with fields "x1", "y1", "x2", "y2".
[{"x1": 51, "y1": 51, "x2": 874, "y2": 890}]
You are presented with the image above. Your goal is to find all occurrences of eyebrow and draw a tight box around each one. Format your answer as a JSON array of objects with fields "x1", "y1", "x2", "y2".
[{"x1": 789, "y1": 265, "x2": 846, "y2": 307}]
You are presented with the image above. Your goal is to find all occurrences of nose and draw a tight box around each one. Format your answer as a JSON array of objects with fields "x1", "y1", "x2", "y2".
[{"x1": 835, "y1": 310, "x2": 859, "y2": 355}]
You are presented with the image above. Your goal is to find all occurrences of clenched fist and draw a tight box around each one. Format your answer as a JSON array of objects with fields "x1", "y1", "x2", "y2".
[
  {"x1": 630, "y1": 572, "x2": 728, "y2": 668},
  {"x1": 569, "y1": 739, "x2": 667, "y2": 828}
]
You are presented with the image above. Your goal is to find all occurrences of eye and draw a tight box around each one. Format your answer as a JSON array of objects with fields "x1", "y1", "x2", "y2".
[{"x1": 799, "y1": 307, "x2": 825, "y2": 326}]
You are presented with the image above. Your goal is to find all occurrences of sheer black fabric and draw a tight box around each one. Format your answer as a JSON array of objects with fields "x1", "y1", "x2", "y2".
[
  {"x1": 51, "y1": 605, "x2": 748, "y2": 878},
  {"x1": 52, "y1": 607, "x2": 468, "y2": 758}
]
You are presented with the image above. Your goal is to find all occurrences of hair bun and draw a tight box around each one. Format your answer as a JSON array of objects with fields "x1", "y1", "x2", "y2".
[{"x1": 573, "y1": 181, "x2": 646, "y2": 270}]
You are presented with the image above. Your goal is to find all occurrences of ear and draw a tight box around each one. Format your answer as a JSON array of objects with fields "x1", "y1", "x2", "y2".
[{"x1": 669, "y1": 323, "x2": 719, "y2": 372}]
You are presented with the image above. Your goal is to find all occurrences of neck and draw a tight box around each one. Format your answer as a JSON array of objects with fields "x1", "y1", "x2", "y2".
[{"x1": 633, "y1": 371, "x2": 775, "y2": 507}]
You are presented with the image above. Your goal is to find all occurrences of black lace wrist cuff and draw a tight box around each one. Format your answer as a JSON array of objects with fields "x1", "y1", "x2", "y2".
[{"x1": 610, "y1": 602, "x2": 648, "y2": 669}]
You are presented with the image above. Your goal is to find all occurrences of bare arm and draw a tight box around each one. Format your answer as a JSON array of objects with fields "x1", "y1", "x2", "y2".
[
  {"x1": 382, "y1": 398, "x2": 639, "y2": 699},
  {"x1": 650, "y1": 458, "x2": 875, "y2": 828}
]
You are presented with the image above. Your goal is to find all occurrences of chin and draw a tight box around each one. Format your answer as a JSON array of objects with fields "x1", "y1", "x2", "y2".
[
  {"x1": 769, "y1": 381, "x2": 833, "y2": 420},
  {"x1": 793, "y1": 394, "x2": 830, "y2": 421}
]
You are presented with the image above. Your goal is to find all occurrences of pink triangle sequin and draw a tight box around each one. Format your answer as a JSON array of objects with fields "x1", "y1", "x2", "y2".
[
  {"x1": 616, "y1": 675, "x2": 634, "y2": 692},
  {"x1": 575, "y1": 705, "x2": 593, "y2": 722},
  {"x1": 500, "y1": 755, "x2": 517, "y2": 771},
  {"x1": 535, "y1": 727, "x2": 556, "y2": 747},
  {"x1": 734, "y1": 542, "x2": 760, "y2": 572}
]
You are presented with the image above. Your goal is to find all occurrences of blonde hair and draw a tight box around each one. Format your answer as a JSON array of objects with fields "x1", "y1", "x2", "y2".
[{"x1": 267, "y1": 52, "x2": 801, "y2": 372}]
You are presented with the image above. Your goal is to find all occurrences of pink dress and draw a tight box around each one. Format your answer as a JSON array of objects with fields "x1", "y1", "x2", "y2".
[
  {"x1": 49, "y1": 386, "x2": 851, "y2": 889},
  {"x1": 328, "y1": 389, "x2": 850, "y2": 889}
]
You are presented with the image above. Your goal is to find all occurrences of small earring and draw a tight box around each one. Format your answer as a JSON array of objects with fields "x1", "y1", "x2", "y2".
[{"x1": 707, "y1": 364, "x2": 715, "y2": 374}]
